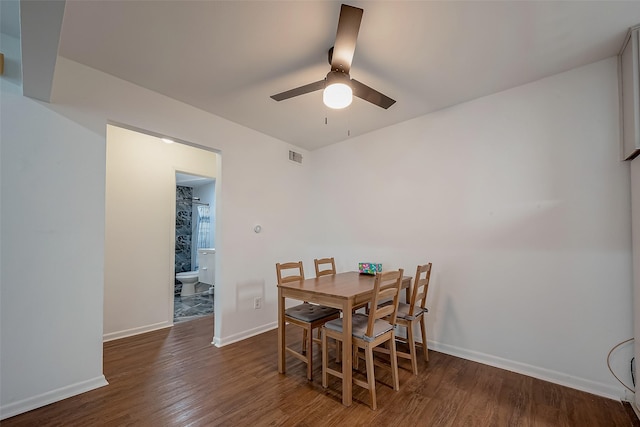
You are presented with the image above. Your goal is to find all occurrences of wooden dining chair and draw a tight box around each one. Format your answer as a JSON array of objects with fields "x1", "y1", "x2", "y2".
[
  {"x1": 313, "y1": 257, "x2": 338, "y2": 340},
  {"x1": 277, "y1": 261, "x2": 340, "y2": 381},
  {"x1": 380, "y1": 263, "x2": 432, "y2": 375},
  {"x1": 314, "y1": 257, "x2": 336, "y2": 277},
  {"x1": 321, "y1": 269, "x2": 404, "y2": 410},
  {"x1": 314, "y1": 256, "x2": 371, "y2": 317}
]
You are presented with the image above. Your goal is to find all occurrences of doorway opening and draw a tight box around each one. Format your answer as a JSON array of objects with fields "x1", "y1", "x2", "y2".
[
  {"x1": 174, "y1": 172, "x2": 216, "y2": 323},
  {"x1": 104, "y1": 123, "x2": 219, "y2": 342}
]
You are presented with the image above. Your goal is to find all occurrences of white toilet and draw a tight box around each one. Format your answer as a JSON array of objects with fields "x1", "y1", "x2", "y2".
[{"x1": 176, "y1": 271, "x2": 199, "y2": 297}]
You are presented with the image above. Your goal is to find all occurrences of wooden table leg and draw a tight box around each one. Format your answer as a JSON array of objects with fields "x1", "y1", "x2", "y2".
[
  {"x1": 342, "y1": 299, "x2": 353, "y2": 406},
  {"x1": 278, "y1": 287, "x2": 285, "y2": 374}
]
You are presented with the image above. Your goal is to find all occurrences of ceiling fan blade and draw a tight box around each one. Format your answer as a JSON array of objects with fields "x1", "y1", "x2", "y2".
[
  {"x1": 330, "y1": 4, "x2": 363, "y2": 74},
  {"x1": 270, "y1": 80, "x2": 325, "y2": 101},
  {"x1": 351, "y1": 79, "x2": 396, "y2": 109}
]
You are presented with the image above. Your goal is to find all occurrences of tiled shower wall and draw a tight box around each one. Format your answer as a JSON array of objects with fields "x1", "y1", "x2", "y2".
[{"x1": 175, "y1": 186, "x2": 193, "y2": 273}]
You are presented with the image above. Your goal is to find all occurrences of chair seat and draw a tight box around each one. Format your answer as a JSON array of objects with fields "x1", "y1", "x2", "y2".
[
  {"x1": 286, "y1": 302, "x2": 340, "y2": 322},
  {"x1": 379, "y1": 301, "x2": 428, "y2": 321},
  {"x1": 325, "y1": 313, "x2": 393, "y2": 342},
  {"x1": 396, "y1": 302, "x2": 428, "y2": 320}
]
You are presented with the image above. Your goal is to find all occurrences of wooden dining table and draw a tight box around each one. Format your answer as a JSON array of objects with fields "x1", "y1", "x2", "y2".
[{"x1": 277, "y1": 271, "x2": 412, "y2": 406}]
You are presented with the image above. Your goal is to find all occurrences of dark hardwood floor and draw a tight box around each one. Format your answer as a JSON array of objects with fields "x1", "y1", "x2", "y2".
[{"x1": 3, "y1": 315, "x2": 639, "y2": 426}]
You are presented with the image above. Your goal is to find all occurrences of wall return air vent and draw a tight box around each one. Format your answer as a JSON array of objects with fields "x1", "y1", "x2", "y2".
[{"x1": 289, "y1": 150, "x2": 303, "y2": 164}]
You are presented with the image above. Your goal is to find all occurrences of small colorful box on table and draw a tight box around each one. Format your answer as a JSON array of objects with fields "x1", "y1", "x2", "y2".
[{"x1": 358, "y1": 262, "x2": 382, "y2": 275}]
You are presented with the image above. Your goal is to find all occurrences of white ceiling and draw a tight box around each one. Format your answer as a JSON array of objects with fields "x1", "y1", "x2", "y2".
[{"x1": 7, "y1": 1, "x2": 640, "y2": 150}]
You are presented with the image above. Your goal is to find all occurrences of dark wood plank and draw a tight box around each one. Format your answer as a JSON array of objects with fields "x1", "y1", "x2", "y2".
[{"x1": 2, "y1": 315, "x2": 638, "y2": 426}]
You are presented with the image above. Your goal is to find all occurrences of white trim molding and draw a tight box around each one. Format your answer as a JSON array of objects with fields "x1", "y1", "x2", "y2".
[
  {"x1": 103, "y1": 321, "x2": 172, "y2": 342},
  {"x1": 430, "y1": 340, "x2": 625, "y2": 401},
  {"x1": 213, "y1": 322, "x2": 277, "y2": 347},
  {"x1": 0, "y1": 376, "x2": 108, "y2": 420}
]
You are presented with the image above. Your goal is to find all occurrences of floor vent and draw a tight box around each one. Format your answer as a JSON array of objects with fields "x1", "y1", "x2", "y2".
[{"x1": 289, "y1": 150, "x2": 303, "y2": 164}]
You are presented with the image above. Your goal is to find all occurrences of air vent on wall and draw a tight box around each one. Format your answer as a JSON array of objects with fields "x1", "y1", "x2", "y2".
[{"x1": 289, "y1": 150, "x2": 303, "y2": 164}]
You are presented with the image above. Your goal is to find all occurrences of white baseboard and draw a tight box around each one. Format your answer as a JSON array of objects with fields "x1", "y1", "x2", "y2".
[
  {"x1": 103, "y1": 320, "x2": 172, "y2": 342},
  {"x1": 0, "y1": 375, "x2": 108, "y2": 420},
  {"x1": 623, "y1": 387, "x2": 636, "y2": 403},
  {"x1": 630, "y1": 400, "x2": 640, "y2": 419},
  {"x1": 430, "y1": 340, "x2": 625, "y2": 401},
  {"x1": 213, "y1": 321, "x2": 278, "y2": 347}
]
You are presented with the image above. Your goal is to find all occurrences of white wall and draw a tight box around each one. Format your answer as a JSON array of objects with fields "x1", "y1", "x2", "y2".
[
  {"x1": 0, "y1": 32, "x2": 22, "y2": 87},
  {"x1": 632, "y1": 156, "x2": 640, "y2": 409},
  {"x1": 0, "y1": 56, "x2": 312, "y2": 418},
  {"x1": 49, "y1": 57, "x2": 313, "y2": 345},
  {"x1": 308, "y1": 58, "x2": 633, "y2": 399},
  {"x1": 1, "y1": 80, "x2": 107, "y2": 417},
  {"x1": 104, "y1": 125, "x2": 217, "y2": 340}
]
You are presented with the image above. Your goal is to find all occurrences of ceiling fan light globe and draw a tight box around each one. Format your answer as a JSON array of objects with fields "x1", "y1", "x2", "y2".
[{"x1": 323, "y1": 83, "x2": 352, "y2": 109}]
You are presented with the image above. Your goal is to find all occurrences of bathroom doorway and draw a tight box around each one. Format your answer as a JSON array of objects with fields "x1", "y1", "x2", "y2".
[
  {"x1": 174, "y1": 172, "x2": 216, "y2": 323},
  {"x1": 104, "y1": 124, "x2": 219, "y2": 341}
]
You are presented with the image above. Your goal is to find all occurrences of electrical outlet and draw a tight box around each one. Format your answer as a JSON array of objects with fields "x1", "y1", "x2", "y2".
[{"x1": 254, "y1": 297, "x2": 262, "y2": 310}]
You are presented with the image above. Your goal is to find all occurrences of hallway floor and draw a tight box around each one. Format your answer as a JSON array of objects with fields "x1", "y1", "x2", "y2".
[{"x1": 174, "y1": 283, "x2": 213, "y2": 323}]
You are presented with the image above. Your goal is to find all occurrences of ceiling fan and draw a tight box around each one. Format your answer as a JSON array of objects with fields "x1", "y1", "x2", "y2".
[{"x1": 270, "y1": 4, "x2": 396, "y2": 110}]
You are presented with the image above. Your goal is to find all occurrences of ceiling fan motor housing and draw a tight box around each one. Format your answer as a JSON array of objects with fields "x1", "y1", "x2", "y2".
[{"x1": 326, "y1": 70, "x2": 350, "y2": 86}]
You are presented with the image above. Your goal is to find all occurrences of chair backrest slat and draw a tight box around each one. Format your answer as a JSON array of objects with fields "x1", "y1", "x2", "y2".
[
  {"x1": 365, "y1": 269, "x2": 404, "y2": 338},
  {"x1": 408, "y1": 263, "x2": 432, "y2": 316},
  {"x1": 314, "y1": 257, "x2": 336, "y2": 277},
  {"x1": 276, "y1": 261, "x2": 305, "y2": 284}
]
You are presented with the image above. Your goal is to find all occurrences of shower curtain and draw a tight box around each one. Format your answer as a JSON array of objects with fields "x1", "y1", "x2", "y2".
[{"x1": 194, "y1": 205, "x2": 211, "y2": 269}]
